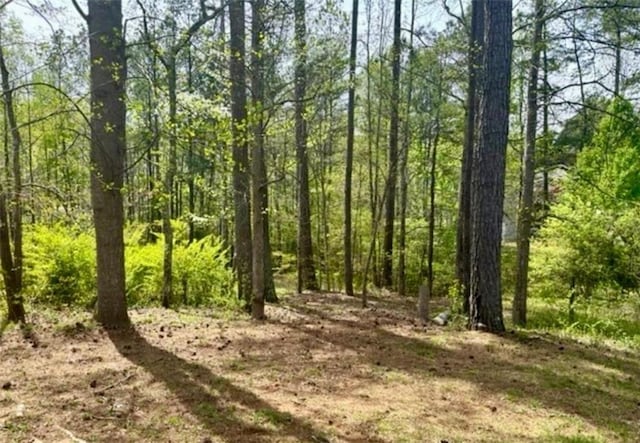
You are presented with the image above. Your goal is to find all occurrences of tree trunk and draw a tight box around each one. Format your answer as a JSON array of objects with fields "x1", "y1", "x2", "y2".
[
  {"x1": 513, "y1": 0, "x2": 544, "y2": 327},
  {"x1": 0, "y1": 34, "x2": 25, "y2": 324},
  {"x1": 251, "y1": 0, "x2": 277, "y2": 305},
  {"x1": 87, "y1": 0, "x2": 129, "y2": 327},
  {"x1": 382, "y1": 0, "x2": 401, "y2": 289},
  {"x1": 229, "y1": 0, "x2": 253, "y2": 308},
  {"x1": 294, "y1": 0, "x2": 318, "y2": 293},
  {"x1": 251, "y1": 0, "x2": 267, "y2": 319},
  {"x1": 456, "y1": 0, "x2": 484, "y2": 315},
  {"x1": 469, "y1": 0, "x2": 512, "y2": 333},
  {"x1": 161, "y1": 59, "x2": 177, "y2": 308},
  {"x1": 344, "y1": 0, "x2": 358, "y2": 297},
  {"x1": 398, "y1": 0, "x2": 416, "y2": 297}
]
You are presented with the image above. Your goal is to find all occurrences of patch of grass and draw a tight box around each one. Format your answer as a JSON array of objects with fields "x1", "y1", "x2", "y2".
[
  {"x1": 195, "y1": 402, "x2": 222, "y2": 420},
  {"x1": 253, "y1": 408, "x2": 293, "y2": 427},
  {"x1": 544, "y1": 435, "x2": 605, "y2": 443},
  {"x1": 165, "y1": 415, "x2": 184, "y2": 428}
]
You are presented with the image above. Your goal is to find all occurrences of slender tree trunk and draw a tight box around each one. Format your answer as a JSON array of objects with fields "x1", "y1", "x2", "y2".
[
  {"x1": 229, "y1": 0, "x2": 253, "y2": 308},
  {"x1": 541, "y1": 24, "x2": 550, "y2": 208},
  {"x1": 86, "y1": 0, "x2": 129, "y2": 327},
  {"x1": 426, "y1": 122, "x2": 440, "y2": 306},
  {"x1": 161, "y1": 60, "x2": 177, "y2": 308},
  {"x1": 469, "y1": 0, "x2": 512, "y2": 333},
  {"x1": 614, "y1": 21, "x2": 621, "y2": 97},
  {"x1": 0, "y1": 34, "x2": 25, "y2": 324},
  {"x1": 513, "y1": 0, "x2": 544, "y2": 327},
  {"x1": 251, "y1": 0, "x2": 267, "y2": 319},
  {"x1": 294, "y1": 0, "x2": 318, "y2": 293},
  {"x1": 344, "y1": 0, "x2": 359, "y2": 297},
  {"x1": 251, "y1": 0, "x2": 277, "y2": 304},
  {"x1": 398, "y1": 0, "x2": 416, "y2": 297},
  {"x1": 456, "y1": 0, "x2": 484, "y2": 315},
  {"x1": 382, "y1": 0, "x2": 401, "y2": 289}
]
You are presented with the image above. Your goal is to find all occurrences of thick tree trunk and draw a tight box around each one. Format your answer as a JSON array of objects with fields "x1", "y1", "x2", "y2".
[
  {"x1": 87, "y1": 0, "x2": 129, "y2": 327},
  {"x1": 294, "y1": 0, "x2": 318, "y2": 293},
  {"x1": 513, "y1": 0, "x2": 544, "y2": 327},
  {"x1": 469, "y1": 0, "x2": 512, "y2": 333},
  {"x1": 344, "y1": 0, "x2": 358, "y2": 297},
  {"x1": 382, "y1": 0, "x2": 401, "y2": 289},
  {"x1": 229, "y1": 0, "x2": 253, "y2": 308},
  {"x1": 457, "y1": 0, "x2": 484, "y2": 315}
]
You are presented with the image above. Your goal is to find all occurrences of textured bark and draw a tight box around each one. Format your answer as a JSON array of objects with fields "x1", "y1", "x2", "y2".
[
  {"x1": 0, "y1": 35, "x2": 25, "y2": 324},
  {"x1": 229, "y1": 0, "x2": 253, "y2": 307},
  {"x1": 381, "y1": 0, "x2": 401, "y2": 289},
  {"x1": 514, "y1": 0, "x2": 544, "y2": 327},
  {"x1": 162, "y1": 58, "x2": 177, "y2": 308},
  {"x1": 294, "y1": 0, "x2": 318, "y2": 293},
  {"x1": 469, "y1": 0, "x2": 512, "y2": 333},
  {"x1": 87, "y1": 0, "x2": 129, "y2": 327},
  {"x1": 344, "y1": 0, "x2": 358, "y2": 297},
  {"x1": 456, "y1": 0, "x2": 484, "y2": 315},
  {"x1": 251, "y1": 0, "x2": 267, "y2": 319},
  {"x1": 251, "y1": 0, "x2": 277, "y2": 305}
]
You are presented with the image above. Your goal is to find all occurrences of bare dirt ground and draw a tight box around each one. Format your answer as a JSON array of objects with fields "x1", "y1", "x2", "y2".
[{"x1": 1, "y1": 292, "x2": 639, "y2": 443}]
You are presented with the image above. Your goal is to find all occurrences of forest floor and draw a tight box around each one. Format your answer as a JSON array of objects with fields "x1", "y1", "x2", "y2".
[{"x1": 0, "y1": 292, "x2": 639, "y2": 443}]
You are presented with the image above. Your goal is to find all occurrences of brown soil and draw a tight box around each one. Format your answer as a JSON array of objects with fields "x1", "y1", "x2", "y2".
[{"x1": 1, "y1": 292, "x2": 638, "y2": 442}]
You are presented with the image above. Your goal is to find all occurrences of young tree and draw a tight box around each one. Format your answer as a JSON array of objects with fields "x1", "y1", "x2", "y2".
[
  {"x1": 382, "y1": 0, "x2": 401, "y2": 288},
  {"x1": 513, "y1": 0, "x2": 545, "y2": 327},
  {"x1": 76, "y1": 0, "x2": 129, "y2": 326},
  {"x1": 344, "y1": 0, "x2": 358, "y2": 297},
  {"x1": 469, "y1": 0, "x2": 512, "y2": 333},
  {"x1": 294, "y1": 0, "x2": 318, "y2": 293}
]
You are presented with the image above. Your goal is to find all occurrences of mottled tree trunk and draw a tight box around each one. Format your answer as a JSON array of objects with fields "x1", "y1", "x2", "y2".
[
  {"x1": 294, "y1": 0, "x2": 318, "y2": 293},
  {"x1": 87, "y1": 0, "x2": 129, "y2": 327},
  {"x1": 457, "y1": 0, "x2": 484, "y2": 315},
  {"x1": 469, "y1": 0, "x2": 512, "y2": 333},
  {"x1": 382, "y1": 0, "x2": 401, "y2": 289},
  {"x1": 513, "y1": 0, "x2": 544, "y2": 327},
  {"x1": 229, "y1": 0, "x2": 253, "y2": 308}
]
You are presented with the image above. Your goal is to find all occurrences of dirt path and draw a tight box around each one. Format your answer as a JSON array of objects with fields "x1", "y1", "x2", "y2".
[{"x1": 1, "y1": 292, "x2": 638, "y2": 442}]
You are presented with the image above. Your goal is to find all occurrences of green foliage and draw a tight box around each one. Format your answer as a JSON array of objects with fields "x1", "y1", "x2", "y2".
[
  {"x1": 531, "y1": 98, "x2": 640, "y2": 311},
  {"x1": 22, "y1": 223, "x2": 236, "y2": 311},
  {"x1": 24, "y1": 224, "x2": 96, "y2": 307}
]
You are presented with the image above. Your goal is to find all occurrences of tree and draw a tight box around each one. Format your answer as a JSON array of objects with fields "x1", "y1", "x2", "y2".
[
  {"x1": 513, "y1": 0, "x2": 545, "y2": 327},
  {"x1": 344, "y1": 0, "x2": 358, "y2": 297},
  {"x1": 382, "y1": 0, "x2": 401, "y2": 288},
  {"x1": 457, "y1": 0, "x2": 484, "y2": 314},
  {"x1": 294, "y1": 0, "x2": 318, "y2": 293},
  {"x1": 229, "y1": 0, "x2": 253, "y2": 307},
  {"x1": 78, "y1": 0, "x2": 129, "y2": 326},
  {"x1": 469, "y1": 0, "x2": 512, "y2": 332}
]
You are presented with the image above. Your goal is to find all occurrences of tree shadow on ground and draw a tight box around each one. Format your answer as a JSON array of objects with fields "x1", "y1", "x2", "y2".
[
  {"x1": 249, "y1": 293, "x2": 640, "y2": 439},
  {"x1": 107, "y1": 326, "x2": 341, "y2": 443}
]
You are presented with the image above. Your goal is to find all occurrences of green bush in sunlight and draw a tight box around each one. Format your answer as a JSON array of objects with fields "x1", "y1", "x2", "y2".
[
  {"x1": 24, "y1": 224, "x2": 96, "y2": 307},
  {"x1": 22, "y1": 222, "x2": 237, "y2": 311}
]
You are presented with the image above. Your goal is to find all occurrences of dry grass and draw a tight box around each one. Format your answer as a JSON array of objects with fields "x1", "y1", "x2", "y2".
[{"x1": 0, "y1": 292, "x2": 638, "y2": 442}]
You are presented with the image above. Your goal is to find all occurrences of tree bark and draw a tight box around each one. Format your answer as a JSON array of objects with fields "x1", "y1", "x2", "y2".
[
  {"x1": 513, "y1": 0, "x2": 544, "y2": 327},
  {"x1": 469, "y1": 0, "x2": 512, "y2": 333},
  {"x1": 229, "y1": 0, "x2": 253, "y2": 308},
  {"x1": 251, "y1": 0, "x2": 277, "y2": 305},
  {"x1": 87, "y1": 0, "x2": 129, "y2": 327},
  {"x1": 456, "y1": 0, "x2": 484, "y2": 315},
  {"x1": 294, "y1": 0, "x2": 318, "y2": 293},
  {"x1": 251, "y1": 0, "x2": 267, "y2": 319},
  {"x1": 344, "y1": 0, "x2": 358, "y2": 297},
  {"x1": 382, "y1": 0, "x2": 401, "y2": 289}
]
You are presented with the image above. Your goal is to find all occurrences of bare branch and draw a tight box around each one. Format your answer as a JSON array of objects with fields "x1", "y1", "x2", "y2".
[{"x1": 71, "y1": 0, "x2": 88, "y2": 21}]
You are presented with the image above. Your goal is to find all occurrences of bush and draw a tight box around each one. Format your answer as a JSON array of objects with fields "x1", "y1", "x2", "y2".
[{"x1": 24, "y1": 224, "x2": 96, "y2": 307}]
